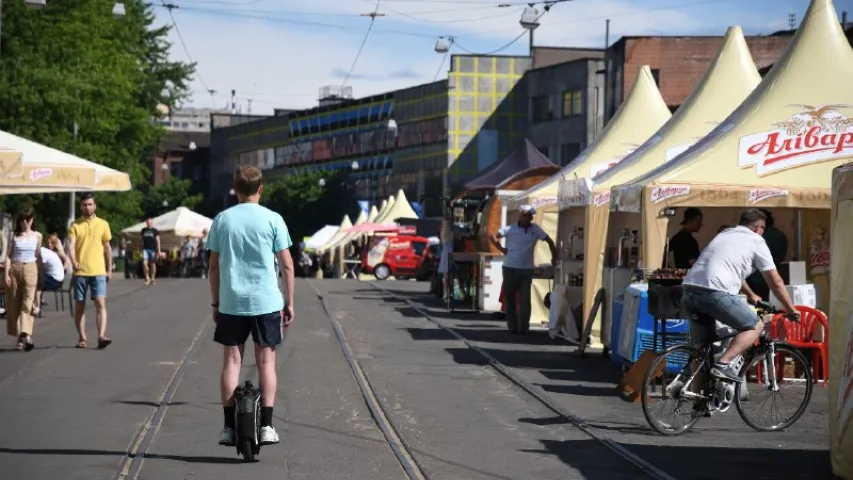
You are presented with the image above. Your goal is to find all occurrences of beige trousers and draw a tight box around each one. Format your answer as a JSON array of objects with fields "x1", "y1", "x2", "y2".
[{"x1": 6, "y1": 261, "x2": 38, "y2": 337}]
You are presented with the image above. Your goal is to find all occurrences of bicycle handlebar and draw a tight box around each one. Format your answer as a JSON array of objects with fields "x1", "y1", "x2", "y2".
[{"x1": 755, "y1": 300, "x2": 800, "y2": 323}]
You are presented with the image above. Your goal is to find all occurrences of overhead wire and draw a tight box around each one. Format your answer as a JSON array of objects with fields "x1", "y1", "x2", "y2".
[
  {"x1": 163, "y1": 2, "x2": 212, "y2": 93},
  {"x1": 339, "y1": 0, "x2": 383, "y2": 89}
]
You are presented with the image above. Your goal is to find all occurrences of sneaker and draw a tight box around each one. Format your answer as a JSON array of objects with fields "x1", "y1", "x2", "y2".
[
  {"x1": 710, "y1": 363, "x2": 744, "y2": 383},
  {"x1": 144, "y1": 279, "x2": 151, "y2": 285},
  {"x1": 218, "y1": 426, "x2": 236, "y2": 446},
  {"x1": 259, "y1": 426, "x2": 280, "y2": 445}
]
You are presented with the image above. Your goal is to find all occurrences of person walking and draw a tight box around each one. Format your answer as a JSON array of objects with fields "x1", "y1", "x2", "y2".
[
  {"x1": 179, "y1": 236, "x2": 196, "y2": 278},
  {"x1": 32, "y1": 233, "x2": 70, "y2": 316},
  {"x1": 67, "y1": 193, "x2": 113, "y2": 350},
  {"x1": 490, "y1": 204, "x2": 557, "y2": 334},
  {"x1": 140, "y1": 218, "x2": 160, "y2": 285},
  {"x1": 198, "y1": 228, "x2": 209, "y2": 279},
  {"x1": 209, "y1": 165, "x2": 295, "y2": 447},
  {"x1": 4, "y1": 207, "x2": 44, "y2": 351}
]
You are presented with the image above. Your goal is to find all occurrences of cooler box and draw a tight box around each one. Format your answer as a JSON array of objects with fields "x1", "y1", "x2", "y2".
[
  {"x1": 610, "y1": 298, "x2": 625, "y2": 363},
  {"x1": 615, "y1": 283, "x2": 691, "y2": 371}
]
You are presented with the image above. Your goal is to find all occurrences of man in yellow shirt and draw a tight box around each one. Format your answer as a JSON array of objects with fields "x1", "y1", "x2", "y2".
[{"x1": 67, "y1": 193, "x2": 113, "y2": 350}]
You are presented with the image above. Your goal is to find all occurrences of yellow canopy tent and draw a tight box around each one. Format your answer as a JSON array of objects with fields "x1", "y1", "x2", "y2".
[
  {"x1": 829, "y1": 162, "x2": 853, "y2": 479},
  {"x1": 373, "y1": 189, "x2": 418, "y2": 224},
  {"x1": 557, "y1": 26, "x2": 761, "y2": 345},
  {"x1": 611, "y1": 0, "x2": 853, "y2": 295},
  {"x1": 506, "y1": 64, "x2": 671, "y2": 330},
  {"x1": 367, "y1": 205, "x2": 379, "y2": 222},
  {"x1": 323, "y1": 209, "x2": 368, "y2": 251},
  {"x1": 316, "y1": 214, "x2": 352, "y2": 255},
  {"x1": 0, "y1": 130, "x2": 130, "y2": 193}
]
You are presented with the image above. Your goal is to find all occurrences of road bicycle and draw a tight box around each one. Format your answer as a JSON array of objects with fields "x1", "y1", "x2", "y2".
[{"x1": 641, "y1": 301, "x2": 812, "y2": 436}]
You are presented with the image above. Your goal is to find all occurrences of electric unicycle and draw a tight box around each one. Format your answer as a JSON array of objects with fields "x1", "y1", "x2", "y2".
[{"x1": 234, "y1": 380, "x2": 262, "y2": 462}]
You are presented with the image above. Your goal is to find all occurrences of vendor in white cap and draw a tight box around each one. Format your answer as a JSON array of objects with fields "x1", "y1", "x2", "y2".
[{"x1": 490, "y1": 204, "x2": 557, "y2": 334}]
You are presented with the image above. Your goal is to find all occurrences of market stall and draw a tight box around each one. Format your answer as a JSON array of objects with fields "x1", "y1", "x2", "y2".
[
  {"x1": 304, "y1": 225, "x2": 339, "y2": 252},
  {"x1": 830, "y1": 161, "x2": 853, "y2": 479},
  {"x1": 122, "y1": 207, "x2": 212, "y2": 251},
  {"x1": 557, "y1": 26, "x2": 761, "y2": 351},
  {"x1": 444, "y1": 139, "x2": 558, "y2": 312},
  {"x1": 507, "y1": 64, "x2": 672, "y2": 332},
  {"x1": 608, "y1": 0, "x2": 850, "y2": 362}
]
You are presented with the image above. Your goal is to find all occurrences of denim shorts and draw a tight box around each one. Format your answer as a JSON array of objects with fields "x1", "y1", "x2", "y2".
[
  {"x1": 143, "y1": 249, "x2": 157, "y2": 262},
  {"x1": 72, "y1": 275, "x2": 107, "y2": 301},
  {"x1": 682, "y1": 285, "x2": 758, "y2": 342}
]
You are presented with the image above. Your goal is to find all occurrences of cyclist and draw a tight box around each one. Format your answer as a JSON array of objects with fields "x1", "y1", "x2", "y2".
[{"x1": 681, "y1": 208, "x2": 799, "y2": 383}]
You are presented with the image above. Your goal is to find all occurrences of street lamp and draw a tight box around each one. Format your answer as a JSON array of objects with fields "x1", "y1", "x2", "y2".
[
  {"x1": 229, "y1": 188, "x2": 235, "y2": 196},
  {"x1": 434, "y1": 36, "x2": 453, "y2": 54},
  {"x1": 318, "y1": 178, "x2": 326, "y2": 187},
  {"x1": 112, "y1": 2, "x2": 126, "y2": 17},
  {"x1": 520, "y1": 6, "x2": 541, "y2": 54},
  {"x1": 351, "y1": 161, "x2": 359, "y2": 170},
  {"x1": 162, "y1": 200, "x2": 169, "y2": 207},
  {"x1": 188, "y1": 141, "x2": 197, "y2": 151},
  {"x1": 26, "y1": 0, "x2": 46, "y2": 9},
  {"x1": 386, "y1": 119, "x2": 398, "y2": 138}
]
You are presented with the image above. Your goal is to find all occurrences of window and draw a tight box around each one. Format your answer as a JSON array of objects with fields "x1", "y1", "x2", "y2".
[
  {"x1": 562, "y1": 90, "x2": 583, "y2": 117},
  {"x1": 651, "y1": 68, "x2": 661, "y2": 87},
  {"x1": 560, "y1": 143, "x2": 581, "y2": 166},
  {"x1": 531, "y1": 95, "x2": 550, "y2": 123}
]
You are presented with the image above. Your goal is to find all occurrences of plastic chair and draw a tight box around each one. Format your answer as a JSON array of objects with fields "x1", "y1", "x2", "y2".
[{"x1": 771, "y1": 306, "x2": 829, "y2": 387}]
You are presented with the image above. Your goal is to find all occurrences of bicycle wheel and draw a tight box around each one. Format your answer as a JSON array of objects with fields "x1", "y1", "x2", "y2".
[
  {"x1": 735, "y1": 342, "x2": 813, "y2": 432},
  {"x1": 641, "y1": 345, "x2": 707, "y2": 436}
]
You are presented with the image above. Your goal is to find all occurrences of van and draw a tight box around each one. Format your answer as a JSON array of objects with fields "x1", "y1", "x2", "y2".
[{"x1": 362, "y1": 235, "x2": 431, "y2": 280}]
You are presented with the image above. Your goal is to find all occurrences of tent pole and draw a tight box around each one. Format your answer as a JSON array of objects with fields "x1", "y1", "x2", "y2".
[
  {"x1": 67, "y1": 192, "x2": 76, "y2": 230},
  {"x1": 794, "y1": 209, "x2": 803, "y2": 261}
]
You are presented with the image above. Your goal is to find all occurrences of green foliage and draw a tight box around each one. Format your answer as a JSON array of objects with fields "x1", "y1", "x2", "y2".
[
  {"x1": 0, "y1": 0, "x2": 194, "y2": 235},
  {"x1": 142, "y1": 177, "x2": 202, "y2": 218},
  {"x1": 261, "y1": 172, "x2": 360, "y2": 243}
]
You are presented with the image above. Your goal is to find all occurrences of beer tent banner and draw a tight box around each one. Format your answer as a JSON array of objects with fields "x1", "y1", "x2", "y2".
[
  {"x1": 610, "y1": 0, "x2": 853, "y2": 273},
  {"x1": 557, "y1": 26, "x2": 761, "y2": 336},
  {"x1": 830, "y1": 162, "x2": 853, "y2": 479}
]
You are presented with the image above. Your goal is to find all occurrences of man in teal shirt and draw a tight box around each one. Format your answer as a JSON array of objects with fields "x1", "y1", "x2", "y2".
[{"x1": 208, "y1": 165, "x2": 295, "y2": 447}]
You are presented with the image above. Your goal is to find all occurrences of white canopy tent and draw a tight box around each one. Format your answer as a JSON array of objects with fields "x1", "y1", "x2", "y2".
[
  {"x1": 304, "y1": 225, "x2": 339, "y2": 252},
  {"x1": 122, "y1": 207, "x2": 213, "y2": 251},
  {"x1": 316, "y1": 214, "x2": 353, "y2": 254},
  {"x1": 374, "y1": 189, "x2": 419, "y2": 224}
]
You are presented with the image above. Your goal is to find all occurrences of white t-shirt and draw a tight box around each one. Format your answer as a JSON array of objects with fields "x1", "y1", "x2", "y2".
[
  {"x1": 40, "y1": 247, "x2": 65, "y2": 282},
  {"x1": 497, "y1": 223, "x2": 548, "y2": 270},
  {"x1": 682, "y1": 226, "x2": 775, "y2": 295}
]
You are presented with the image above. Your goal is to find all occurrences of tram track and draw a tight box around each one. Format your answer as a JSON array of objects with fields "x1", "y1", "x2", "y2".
[
  {"x1": 307, "y1": 279, "x2": 431, "y2": 480},
  {"x1": 353, "y1": 280, "x2": 677, "y2": 480}
]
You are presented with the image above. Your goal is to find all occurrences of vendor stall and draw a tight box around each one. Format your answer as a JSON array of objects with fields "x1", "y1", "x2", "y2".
[
  {"x1": 508, "y1": 64, "x2": 672, "y2": 335},
  {"x1": 830, "y1": 161, "x2": 853, "y2": 479},
  {"x1": 610, "y1": 0, "x2": 851, "y2": 317},
  {"x1": 557, "y1": 26, "x2": 762, "y2": 352},
  {"x1": 304, "y1": 225, "x2": 339, "y2": 252},
  {"x1": 443, "y1": 140, "x2": 559, "y2": 313}
]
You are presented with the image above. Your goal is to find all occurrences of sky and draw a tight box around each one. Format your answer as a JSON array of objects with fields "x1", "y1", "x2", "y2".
[{"x1": 151, "y1": 0, "x2": 853, "y2": 115}]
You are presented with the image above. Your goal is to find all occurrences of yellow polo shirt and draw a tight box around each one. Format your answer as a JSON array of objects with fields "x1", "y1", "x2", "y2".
[{"x1": 68, "y1": 216, "x2": 112, "y2": 276}]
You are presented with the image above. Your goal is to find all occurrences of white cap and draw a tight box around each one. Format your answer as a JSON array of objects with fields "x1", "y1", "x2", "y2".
[{"x1": 519, "y1": 204, "x2": 536, "y2": 215}]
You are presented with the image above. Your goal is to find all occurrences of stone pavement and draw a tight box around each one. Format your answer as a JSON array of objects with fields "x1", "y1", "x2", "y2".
[
  {"x1": 375, "y1": 280, "x2": 833, "y2": 480},
  {"x1": 0, "y1": 277, "x2": 650, "y2": 480}
]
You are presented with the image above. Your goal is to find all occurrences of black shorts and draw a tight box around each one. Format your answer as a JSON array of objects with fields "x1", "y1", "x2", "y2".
[{"x1": 213, "y1": 311, "x2": 283, "y2": 347}]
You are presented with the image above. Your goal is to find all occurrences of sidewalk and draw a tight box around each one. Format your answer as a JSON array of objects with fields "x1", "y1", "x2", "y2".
[{"x1": 375, "y1": 279, "x2": 832, "y2": 479}]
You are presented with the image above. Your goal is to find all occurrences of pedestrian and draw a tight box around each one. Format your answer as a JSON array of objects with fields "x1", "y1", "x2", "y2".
[
  {"x1": 67, "y1": 192, "x2": 113, "y2": 350},
  {"x1": 4, "y1": 207, "x2": 44, "y2": 351},
  {"x1": 209, "y1": 165, "x2": 294, "y2": 447},
  {"x1": 139, "y1": 218, "x2": 160, "y2": 285},
  {"x1": 198, "y1": 228, "x2": 209, "y2": 279},
  {"x1": 490, "y1": 204, "x2": 557, "y2": 334},
  {"x1": 180, "y1": 236, "x2": 196, "y2": 277},
  {"x1": 32, "y1": 233, "x2": 70, "y2": 316}
]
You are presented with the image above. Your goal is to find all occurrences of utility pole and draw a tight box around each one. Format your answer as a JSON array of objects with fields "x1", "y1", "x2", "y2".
[
  {"x1": 208, "y1": 88, "x2": 217, "y2": 108},
  {"x1": 247, "y1": 99, "x2": 252, "y2": 115},
  {"x1": 788, "y1": 12, "x2": 797, "y2": 30}
]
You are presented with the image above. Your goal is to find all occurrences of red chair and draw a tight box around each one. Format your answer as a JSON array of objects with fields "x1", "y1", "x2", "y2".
[{"x1": 771, "y1": 306, "x2": 829, "y2": 387}]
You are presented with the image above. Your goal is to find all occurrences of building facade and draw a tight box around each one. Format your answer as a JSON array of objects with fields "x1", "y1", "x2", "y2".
[
  {"x1": 526, "y1": 58, "x2": 605, "y2": 166},
  {"x1": 603, "y1": 33, "x2": 794, "y2": 121}
]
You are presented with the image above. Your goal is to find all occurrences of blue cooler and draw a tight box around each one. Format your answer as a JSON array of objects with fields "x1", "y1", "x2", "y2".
[{"x1": 615, "y1": 283, "x2": 691, "y2": 371}]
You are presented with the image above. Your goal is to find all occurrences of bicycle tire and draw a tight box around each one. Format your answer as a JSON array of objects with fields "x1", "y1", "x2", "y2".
[
  {"x1": 735, "y1": 342, "x2": 814, "y2": 432},
  {"x1": 641, "y1": 345, "x2": 706, "y2": 436}
]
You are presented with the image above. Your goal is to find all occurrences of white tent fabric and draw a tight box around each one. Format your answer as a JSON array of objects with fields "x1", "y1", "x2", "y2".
[
  {"x1": 121, "y1": 207, "x2": 213, "y2": 251},
  {"x1": 374, "y1": 189, "x2": 419, "y2": 224},
  {"x1": 367, "y1": 205, "x2": 379, "y2": 222},
  {"x1": 304, "y1": 225, "x2": 339, "y2": 251},
  {"x1": 324, "y1": 209, "x2": 369, "y2": 251},
  {"x1": 0, "y1": 131, "x2": 131, "y2": 194},
  {"x1": 316, "y1": 215, "x2": 353, "y2": 253}
]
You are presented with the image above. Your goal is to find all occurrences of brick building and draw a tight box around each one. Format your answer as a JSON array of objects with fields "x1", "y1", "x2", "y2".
[{"x1": 604, "y1": 32, "x2": 795, "y2": 121}]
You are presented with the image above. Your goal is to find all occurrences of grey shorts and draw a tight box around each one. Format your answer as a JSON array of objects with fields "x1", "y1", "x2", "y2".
[{"x1": 682, "y1": 285, "x2": 759, "y2": 342}]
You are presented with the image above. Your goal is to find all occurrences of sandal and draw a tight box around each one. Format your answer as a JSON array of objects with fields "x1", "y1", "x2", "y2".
[
  {"x1": 15, "y1": 341, "x2": 24, "y2": 351},
  {"x1": 97, "y1": 337, "x2": 112, "y2": 350},
  {"x1": 23, "y1": 336, "x2": 34, "y2": 352},
  {"x1": 76, "y1": 340, "x2": 87, "y2": 349}
]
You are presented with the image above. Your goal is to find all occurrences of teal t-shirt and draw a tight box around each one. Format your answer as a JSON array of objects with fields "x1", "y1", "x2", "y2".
[{"x1": 207, "y1": 202, "x2": 293, "y2": 316}]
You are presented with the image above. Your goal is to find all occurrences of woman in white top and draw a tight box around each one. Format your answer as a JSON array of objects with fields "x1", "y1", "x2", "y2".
[
  {"x1": 32, "y1": 233, "x2": 70, "y2": 316},
  {"x1": 4, "y1": 208, "x2": 44, "y2": 351}
]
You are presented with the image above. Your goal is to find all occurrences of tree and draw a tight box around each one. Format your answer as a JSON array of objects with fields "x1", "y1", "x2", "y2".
[
  {"x1": 262, "y1": 172, "x2": 360, "y2": 243},
  {"x1": 0, "y1": 0, "x2": 194, "y2": 234},
  {"x1": 142, "y1": 177, "x2": 203, "y2": 218}
]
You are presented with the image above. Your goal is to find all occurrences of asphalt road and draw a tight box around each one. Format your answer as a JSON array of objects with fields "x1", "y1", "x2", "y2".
[{"x1": 1, "y1": 277, "x2": 827, "y2": 479}]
